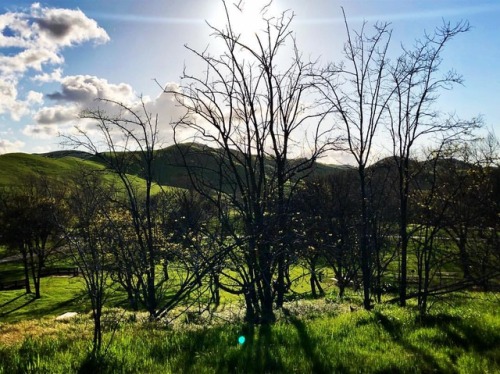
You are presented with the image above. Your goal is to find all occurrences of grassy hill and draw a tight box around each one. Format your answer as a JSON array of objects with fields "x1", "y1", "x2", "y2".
[
  {"x1": 0, "y1": 144, "x2": 347, "y2": 190},
  {"x1": 0, "y1": 153, "x2": 104, "y2": 187}
]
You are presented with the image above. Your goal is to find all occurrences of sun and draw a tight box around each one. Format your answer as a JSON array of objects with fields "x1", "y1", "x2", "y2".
[{"x1": 212, "y1": 0, "x2": 279, "y2": 37}]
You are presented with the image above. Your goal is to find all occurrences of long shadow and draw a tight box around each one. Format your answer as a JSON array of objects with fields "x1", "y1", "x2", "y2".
[
  {"x1": 1, "y1": 296, "x2": 35, "y2": 316},
  {"x1": 257, "y1": 323, "x2": 275, "y2": 372},
  {"x1": 0, "y1": 293, "x2": 26, "y2": 308},
  {"x1": 283, "y1": 308, "x2": 330, "y2": 374},
  {"x1": 1, "y1": 291, "x2": 88, "y2": 322},
  {"x1": 34, "y1": 292, "x2": 87, "y2": 316},
  {"x1": 374, "y1": 311, "x2": 442, "y2": 371},
  {"x1": 422, "y1": 313, "x2": 500, "y2": 354},
  {"x1": 222, "y1": 322, "x2": 283, "y2": 373}
]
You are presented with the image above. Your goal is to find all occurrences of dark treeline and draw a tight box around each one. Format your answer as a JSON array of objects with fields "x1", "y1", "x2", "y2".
[{"x1": 0, "y1": 0, "x2": 499, "y2": 357}]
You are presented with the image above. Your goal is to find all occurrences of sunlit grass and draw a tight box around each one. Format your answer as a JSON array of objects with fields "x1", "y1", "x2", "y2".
[
  {"x1": 0, "y1": 276, "x2": 87, "y2": 323},
  {"x1": 0, "y1": 292, "x2": 498, "y2": 373}
]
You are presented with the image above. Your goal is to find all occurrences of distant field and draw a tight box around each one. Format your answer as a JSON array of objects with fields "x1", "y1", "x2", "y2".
[{"x1": 0, "y1": 262, "x2": 336, "y2": 324}]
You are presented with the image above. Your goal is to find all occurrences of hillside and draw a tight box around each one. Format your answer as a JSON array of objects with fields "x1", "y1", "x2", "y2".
[
  {"x1": 0, "y1": 144, "x2": 347, "y2": 190},
  {"x1": 0, "y1": 153, "x2": 103, "y2": 187}
]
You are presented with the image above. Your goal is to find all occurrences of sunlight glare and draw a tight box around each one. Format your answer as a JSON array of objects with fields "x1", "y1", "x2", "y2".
[{"x1": 211, "y1": 0, "x2": 279, "y2": 37}]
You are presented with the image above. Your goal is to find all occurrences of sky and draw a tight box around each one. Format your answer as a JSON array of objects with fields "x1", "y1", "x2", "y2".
[{"x1": 0, "y1": 0, "x2": 499, "y2": 157}]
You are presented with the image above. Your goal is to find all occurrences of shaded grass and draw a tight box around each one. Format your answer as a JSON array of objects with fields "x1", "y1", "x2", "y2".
[
  {"x1": 0, "y1": 262, "x2": 25, "y2": 283},
  {"x1": 0, "y1": 292, "x2": 498, "y2": 373}
]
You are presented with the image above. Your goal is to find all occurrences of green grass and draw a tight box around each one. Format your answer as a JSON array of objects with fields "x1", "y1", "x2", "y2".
[
  {"x1": 0, "y1": 276, "x2": 88, "y2": 323},
  {"x1": 0, "y1": 260, "x2": 337, "y2": 323},
  {"x1": 0, "y1": 153, "x2": 100, "y2": 186},
  {"x1": 0, "y1": 292, "x2": 498, "y2": 373}
]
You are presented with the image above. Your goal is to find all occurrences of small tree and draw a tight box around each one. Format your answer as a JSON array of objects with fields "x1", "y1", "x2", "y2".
[
  {"x1": 440, "y1": 134, "x2": 500, "y2": 288},
  {"x1": 291, "y1": 173, "x2": 361, "y2": 298},
  {"x1": 0, "y1": 188, "x2": 32, "y2": 294},
  {"x1": 63, "y1": 169, "x2": 116, "y2": 355},
  {"x1": 315, "y1": 9, "x2": 393, "y2": 309},
  {"x1": 387, "y1": 20, "x2": 479, "y2": 306},
  {"x1": 0, "y1": 176, "x2": 66, "y2": 298}
]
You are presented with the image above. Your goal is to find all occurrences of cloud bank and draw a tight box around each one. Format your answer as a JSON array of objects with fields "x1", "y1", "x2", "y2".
[
  {"x1": 0, "y1": 4, "x2": 188, "y2": 154},
  {"x1": 0, "y1": 2, "x2": 109, "y2": 152}
]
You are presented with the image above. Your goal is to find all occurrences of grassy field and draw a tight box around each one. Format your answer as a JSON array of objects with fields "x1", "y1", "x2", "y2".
[
  {"x1": 0, "y1": 266, "x2": 499, "y2": 374},
  {"x1": 0, "y1": 237, "x2": 498, "y2": 372},
  {"x1": 0, "y1": 264, "x2": 334, "y2": 323},
  {"x1": 0, "y1": 292, "x2": 498, "y2": 373}
]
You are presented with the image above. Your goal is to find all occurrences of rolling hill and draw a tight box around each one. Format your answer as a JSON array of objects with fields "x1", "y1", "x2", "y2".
[{"x1": 0, "y1": 144, "x2": 348, "y2": 191}]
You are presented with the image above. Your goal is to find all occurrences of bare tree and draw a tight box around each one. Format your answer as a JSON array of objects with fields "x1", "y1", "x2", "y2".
[
  {"x1": 167, "y1": 1, "x2": 330, "y2": 322},
  {"x1": 366, "y1": 160, "x2": 400, "y2": 302},
  {"x1": 315, "y1": 9, "x2": 393, "y2": 309},
  {"x1": 64, "y1": 98, "x2": 164, "y2": 316},
  {"x1": 65, "y1": 98, "x2": 226, "y2": 320},
  {"x1": 388, "y1": 20, "x2": 481, "y2": 306},
  {"x1": 62, "y1": 168, "x2": 116, "y2": 355}
]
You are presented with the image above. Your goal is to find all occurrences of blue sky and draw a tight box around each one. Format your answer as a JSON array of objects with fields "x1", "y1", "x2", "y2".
[{"x1": 0, "y1": 0, "x2": 499, "y2": 155}]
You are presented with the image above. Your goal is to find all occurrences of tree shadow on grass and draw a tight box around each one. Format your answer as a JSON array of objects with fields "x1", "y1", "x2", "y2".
[
  {"x1": 1, "y1": 291, "x2": 88, "y2": 322},
  {"x1": 0, "y1": 293, "x2": 26, "y2": 308},
  {"x1": 0, "y1": 294, "x2": 35, "y2": 317},
  {"x1": 374, "y1": 311, "x2": 455, "y2": 372},
  {"x1": 420, "y1": 313, "x2": 500, "y2": 354},
  {"x1": 222, "y1": 322, "x2": 283, "y2": 373},
  {"x1": 35, "y1": 292, "x2": 87, "y2": 316},
  {"x1": 282, "y1": 307, "x2": 332, "y2": 374}
]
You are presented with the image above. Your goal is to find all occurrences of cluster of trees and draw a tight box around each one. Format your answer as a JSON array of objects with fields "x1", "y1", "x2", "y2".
[{"x1": 0, "y1": 0, "x2": 499, "y2": 355}]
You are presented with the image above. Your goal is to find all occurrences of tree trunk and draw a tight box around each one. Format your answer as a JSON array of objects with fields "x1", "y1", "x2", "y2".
[
  {"x1": 399, "y1": 164, "x2": 410, "y2": 307},
  {"x1": 359, "y1": 169, "x2": 371, "y2": 310},
  {"x1": 21, "y1": 245, "x2": 31, "y2": 294},
  {"x1": 28, "y1": 246, "x2": 41, "y2": 299}
]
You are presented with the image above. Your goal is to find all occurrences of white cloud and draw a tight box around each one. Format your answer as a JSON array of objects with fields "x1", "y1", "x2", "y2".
[
  {"x1": 0, "y1": 47, "x2": 63, "y2": 76},
  {"x1": 0, "y1": 79, "x2": 30, "y2": 121},
  {"x1": 32, "y1": 67, "x2": 63, "y2": 82},
  {"x1": 0, "y1": 4, "x2": 108, "y2": 77},
  {"x1": 32, "y1": 6, "x2": 109, "y2": 48},
  {"x1": 32, "y1": 144, "x2": 54, "y2": 154},
  {"x1": 24, "y1": 75, "x2": 136, "y2": 141},
  {"x1": 34, "y1": 104, "x2": 77, "y2": 124},
  {"x1": 0, "y1": 3, "x2": 110, "y2": 122},
  {"x1": 46, "y1": 75, "x2": 136, "y2": 107},
  {"x1": 23, "y1": 79, "x2": 191, "y2": 151},
  {"x1": 27, "y1": 90, "x2": 43, "y2": 104},
  {"x1": 0, "y1": 138, "x2": 25, "y2": 154}
]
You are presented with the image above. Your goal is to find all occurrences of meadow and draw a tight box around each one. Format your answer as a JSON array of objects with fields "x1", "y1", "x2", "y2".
[
  {"x1": 0, "y1": 270, "x2": 499, "y2": 373},
  {"x1": 0, "y1": 151, "x2": 499, "y2": 373}
]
